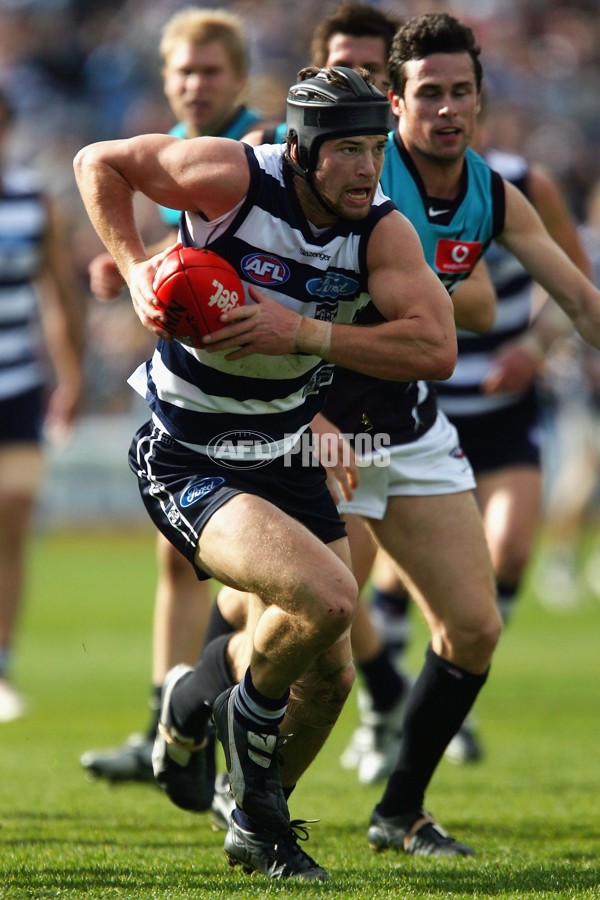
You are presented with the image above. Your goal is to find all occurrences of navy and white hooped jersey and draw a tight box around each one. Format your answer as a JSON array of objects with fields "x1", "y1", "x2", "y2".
[
  {"x1": 0, "y1": 167, "x2": 47, "y2": 401},
  {"x1": 158, "y1": 107, "x2": 265, "y2": 228},
  {"x1": 129, "y1": 141, "x2": 396, "y2": 459},
  {"x1": 322, "y1": 134, "x2": 505, "y2": 445},
  {"x1": 435, "y1": 148, "x2": 535, "y2": 418}
]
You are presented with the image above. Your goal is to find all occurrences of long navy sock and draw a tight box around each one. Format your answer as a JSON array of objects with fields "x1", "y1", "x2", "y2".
[
  {"x1": 376, "y1": 645, "x2": 488, "y2": 817},
  {"x1": 359, "y1": 647, "x2": 407, "y2": 713},
  {"x1": 202, "y1": 591, "x2": 236, "y2": 650},
  {"x1": 370, "y1": 587, "x2": 412, "y2": 661},
  {"x1": 171, "y1": 634, "x2": 235, "y2": 736},
  {"x1": 233, "y1": 667, "x2": 289, "y2": 734}
]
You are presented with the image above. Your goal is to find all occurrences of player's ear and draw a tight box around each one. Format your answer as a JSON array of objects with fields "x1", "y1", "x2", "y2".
[{"x1": 389, "y1": 90, "x2": 402, "y2": 117}]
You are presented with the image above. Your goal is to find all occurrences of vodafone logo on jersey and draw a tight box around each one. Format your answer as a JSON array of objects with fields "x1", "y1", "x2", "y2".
[{"x1": 434, "y1": 239, "x2": 482, "y2": 274}]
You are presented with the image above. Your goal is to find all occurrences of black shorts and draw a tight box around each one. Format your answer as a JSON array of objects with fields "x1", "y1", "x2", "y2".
[
  {"x1": 0, "y1": 386, "x2": 45, "y2": 444},
  {"x1": 449, "y1": 391, "x2": 541, "y2": 475},
  {"x1": 128, "y1": 420, "x2": 347, "y2": 580}
]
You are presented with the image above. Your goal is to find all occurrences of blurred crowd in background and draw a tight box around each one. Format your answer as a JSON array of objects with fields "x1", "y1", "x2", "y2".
[{"x1": 3, "y1": 0, "x2": 600, "y2": 605}]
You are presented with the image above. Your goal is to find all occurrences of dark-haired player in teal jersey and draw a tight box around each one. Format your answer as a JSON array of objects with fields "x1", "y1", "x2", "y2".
[{"x1": 340, "y1": 12, "x2": 600, "y2": 857}]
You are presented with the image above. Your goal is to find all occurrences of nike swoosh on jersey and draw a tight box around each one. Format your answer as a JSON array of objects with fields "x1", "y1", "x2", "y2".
[{"x1": 428, "y1": 207, "x2": 450, "y2": 217}]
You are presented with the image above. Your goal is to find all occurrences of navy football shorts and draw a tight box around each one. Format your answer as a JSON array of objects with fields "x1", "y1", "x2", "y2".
[
  {"x1": 0, "y1": 386, "x2": 45, "y2": 444},
  {"x1": 128, "y1": 420, "x2": 347, "y2": 580},
  {"x1": 449, "y1": 391, "x2": 541, "y2": 474}
]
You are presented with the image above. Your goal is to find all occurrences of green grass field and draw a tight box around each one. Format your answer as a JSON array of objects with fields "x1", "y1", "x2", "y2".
[{"x1": 1, "y1": 529, "x2": 599, "y2": 898}]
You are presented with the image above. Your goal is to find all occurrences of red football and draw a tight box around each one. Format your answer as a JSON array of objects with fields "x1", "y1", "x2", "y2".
[{"x1": 153, "y1": 247, "x2": 245, "y2": 346}]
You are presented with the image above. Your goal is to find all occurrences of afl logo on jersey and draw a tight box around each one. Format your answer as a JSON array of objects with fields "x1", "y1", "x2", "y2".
[
  {"x1": 434, "y1": 239, "x2": 482, "y2": 274},
  {"x1": 241, "y1": 253, "x2": 290, "y2": 285}
]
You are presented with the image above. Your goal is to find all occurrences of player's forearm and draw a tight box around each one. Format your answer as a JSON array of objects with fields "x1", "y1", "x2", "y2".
[
  {"x1": 294, "y1": 317, "x2": 457, "y2": 381},
  {"x1": 520, "y1": 299, "x2": 572, "y2": 362},
  {"x1": 74, "y1": 146, "x2": 148, "y2": 282},
  {"x1": 539, "y1": 265, "x2": 600, "y2": 351},
  {"x1": 568, "y1": 283, "x2": 600, "y2": 351}
]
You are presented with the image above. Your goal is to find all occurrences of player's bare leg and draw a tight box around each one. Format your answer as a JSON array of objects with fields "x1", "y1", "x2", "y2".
[
  {"x1": 197, "y1": 494, "x2": 356, "y2": 695},
  {"x1": 164, "y1": 493, "x2": 357, "y2": 834},
  {"x1": 0, "y1": 444, "x2": 43, "y2": 722},
  {"x1": 478, "y1": 465, "x2": 542, "y2": 621},
  {"x1": 366, "y1": 491, "x2": 501, "y2": 856},
  {"x1": 152, "y1": 533, "x2": 212, "y2": 684}
]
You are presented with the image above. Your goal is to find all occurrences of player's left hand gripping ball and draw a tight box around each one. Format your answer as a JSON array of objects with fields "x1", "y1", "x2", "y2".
[{"x1": 153, "y1": 247, "x2": 245, "y2": 346}]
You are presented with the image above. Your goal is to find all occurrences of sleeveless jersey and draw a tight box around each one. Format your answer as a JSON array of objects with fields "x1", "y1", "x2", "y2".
[
  {"x1": 435, "y1": 148, "x2": 535, "y2": 417},
  {"x1": 323, "y1": 133, "x2": 504, "y2": 444},
  {"x1": 158, "y1": 106, "x2": 265, "y2": 228},
  {"x1": 0, "y1": 167, "x2": 47, "y2": 401},
  {"x1": 129, "y1": 142, "x2": 396, "y2": 460}
]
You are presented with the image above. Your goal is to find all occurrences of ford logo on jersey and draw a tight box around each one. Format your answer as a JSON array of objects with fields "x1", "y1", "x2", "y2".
[
  {"x1": 241, "y1": 253, "x2": 290, "y2": 285},
  {"x1": 306, "y1": 273, "x2": 359, "y2": 298},
  {"x1": 181, "y1": 477, "x2": 225, "y2": 507}
]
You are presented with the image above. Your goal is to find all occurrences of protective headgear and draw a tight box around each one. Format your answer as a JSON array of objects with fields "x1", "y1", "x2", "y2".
[{"x1": 285, "y1": 66, "x2": 389, "y2": 178}]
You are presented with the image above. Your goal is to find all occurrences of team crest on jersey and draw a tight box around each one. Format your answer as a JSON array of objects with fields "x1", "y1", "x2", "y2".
[
  {"x1": 302, "y1": 364, "x2": 335, "y2": 397},
  {"x1": 449, "y1": 444, "x2": 471, "y2": 473},
  {"x1": 434, "y1": 239, "x2": 482, "y2": 274},
  {"x1": 180, "y1": 477, "x2": 225, "y2": 507},
  {"x1": 241, "y1": 253, "x2": 290, "y2": 285},
  {"x1": 306, "y1": 273, "x2": 359, "y2": 299}
]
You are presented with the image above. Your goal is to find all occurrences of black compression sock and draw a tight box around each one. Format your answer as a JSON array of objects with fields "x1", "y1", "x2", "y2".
[
  {"x1": 376, "y1": 644, "x2": 488, "y2": 817},
  {"x1": 170, "y1": 634, "x2": 235, "y2": 735},
  {"x1": 370, "y1": 587, "x2": 412, "y2": 659},
  {"x1": 359, "y1": 647, "x2": 407, "y2": 713}
]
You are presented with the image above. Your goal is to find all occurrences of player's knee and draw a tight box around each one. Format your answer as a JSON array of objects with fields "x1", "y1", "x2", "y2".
[
  {"x1": 313, "y1": 571, "x2": 357, "y2": 642},
  {"x1": 442, "y1": 603, "x2": 502, "y2": 669},
  {"x1": 475, "y1": 605, "x2": 503, "y2": 658}
]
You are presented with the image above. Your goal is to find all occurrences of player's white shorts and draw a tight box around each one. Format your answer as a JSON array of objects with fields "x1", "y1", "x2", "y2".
[{"x1": 337, "y1": 410, "x2": 475, "y2": 521}]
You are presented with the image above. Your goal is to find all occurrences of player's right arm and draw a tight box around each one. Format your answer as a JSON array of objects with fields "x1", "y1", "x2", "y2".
[
  {"x1": 74, "y1": 134, "x2": 250, "y2": 334},
  {"x1": 499, "y1": 180, "x2": 600, "y2": 350}
]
